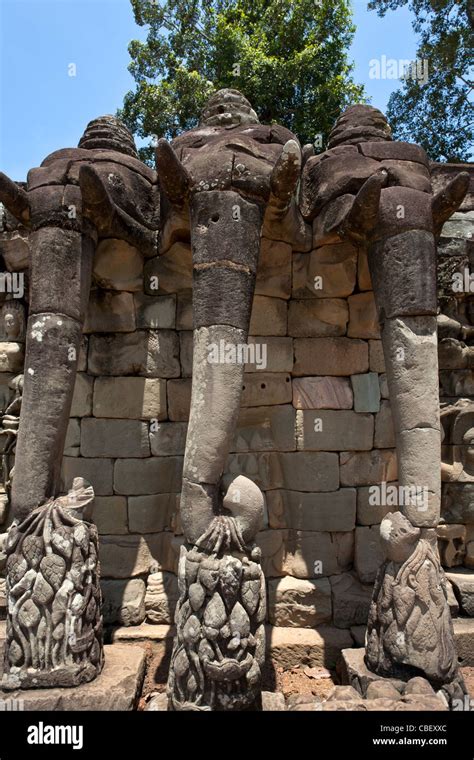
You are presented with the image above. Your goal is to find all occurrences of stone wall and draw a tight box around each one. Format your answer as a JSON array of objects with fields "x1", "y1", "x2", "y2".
[{"x1": 0, "y1": 161, "x2": 473, "y2": 633}]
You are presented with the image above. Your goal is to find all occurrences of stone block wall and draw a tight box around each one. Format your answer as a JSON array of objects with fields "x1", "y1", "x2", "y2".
[{"x1": 0, "y1": 162, "x2": 473, "y2": 633}]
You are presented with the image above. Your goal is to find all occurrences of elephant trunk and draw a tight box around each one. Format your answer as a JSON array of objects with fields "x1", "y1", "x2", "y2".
[
  {"x1": 11, "y1": 226, "x2": 94, "y2": 521},
  {"x1": 180, "y1": 190, "x2": 264, "y2": 545}
]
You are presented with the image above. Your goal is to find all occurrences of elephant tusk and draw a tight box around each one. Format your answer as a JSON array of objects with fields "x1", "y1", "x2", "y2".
[
  {"x1": 340, "y1": 169, "x2": 388, "y2": 244},
  {"x1": 432, "y1": 171, "x2": 469, "y2": 237},
  {"x1": 155, "y1": 138, "x2": 192, "y2": 208}
]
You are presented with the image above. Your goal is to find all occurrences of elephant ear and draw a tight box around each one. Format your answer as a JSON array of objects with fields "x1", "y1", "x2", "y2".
[
  {"x1": 155, "y1": 138, "x2": 192, "y2": 208},
  {"x1": 340, "y1": 169, "x2": 388, "y2": 244},
  {"x1": 432, "y1": 171, "x2": 470, "y2": 238},
  {"x1": 79, "y1": 164, "x2": 157, "y2": 256},
  {"x1": 0, "y1": 172, "x2": 30, "y2": 224}
]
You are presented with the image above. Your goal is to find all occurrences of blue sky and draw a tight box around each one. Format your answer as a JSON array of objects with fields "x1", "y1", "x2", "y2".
[{"x1": 0, "y1": 0, "x2": 418, "y2": 180}]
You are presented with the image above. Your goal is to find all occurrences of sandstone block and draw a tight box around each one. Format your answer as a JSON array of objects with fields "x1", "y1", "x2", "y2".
[
  {"x1": 340, "y1": 450, "x2": 397, "y2": 487},
  {"x1": 374, "y1": 400, "x2": 395, "y2": 448},
  {"x1": 348, "y1": 292, "x2": 380, "y2": 339},
  {"x1": 88, "y1": 331, "x2": 180, "y2": 378},
  {"x1": 267, "y1": 488, "x2": 356, "y2": 532},
  {"x1": 330, "y1": 573, "x2": 373, "y2": 628},
  {"x1": 150, "y1": 421, "x2": 188, "y2": 456},
  {"x1": 245, "y1": 336, "x2": 293, "y2": 373},
  {"x1": 81, "y1": 419, "x2": 150, "y2": 458},
  {"x1": 268, "y1": 576, "x2": 332, "y2": 627},
  {"x1": 255, "y1": 238, "x2": 292, "y2": 299},
  {"x1": 93, "y1": 377, "x2": 167, "y2": 420},
  {"x1": 84, "y1": 290, "x2": 136, "y2": 333},
  {"x1": 357, "y1": 247, "x2": 372, "y2": 291},
  {"x1": 99, "y1": 532, "x2": 178, "y2": 578},
  {"x1": 296, "y1": 409, "x2": 373, "y2": 451},
  {"x1": 134, "y1": 293, "x2": 176, "y2": 329},
  {"x1": 93, "y1": 495, "x2": 128, "y2": 535},
  {"x1": 293, "y1": 338, "x2": 369, "y2": 376},
  {"x1": 167, "y1": 379, "x2": 191, "y2": 421},
  {"x1": 351, "y1": 372, "x2": 380, "y2": 413},
  {"x1": 249, "y1": 295, "x2": 287, "y2": 336},
  {"x1": 267, "y1": 625, "x2": 353, "y2": 669},
  {"x1": 70, "y1": 373, "x2": 93, "y2": 417},
  {"x1": 288, "y1": 299, "x2": 348, "y2": 337},
  {"x1": 101, "y1": 579, "x2": 146, "y2": 626},
  {"x1": 64, "y1": 418, "x2": 80, "y2": 457},
  {"x1": 356, "y1": 486, "x2": 393, "y2": 526},
  {"x1": 144, "y1": 242, "x2": 192, "y2": 294},
  {"x1": 292, "y1": 376, "x2": 353, "y2": 409},
  {"x1": 179, "y1": 330, "x2": 193, "y2": 377},
  {"x1": 354, "y1": 525, "x2": 384, "y2": 584},
  {"x1": 233, "y1": 405, "x2": 296, "y2": 452},
  {"x1": 61, "y1": 456, "x2": 113, "y2": 495},
  {"x1": 128, "y1": 493, "x2": 179, "y2": 533},
  {"x1": 369, "y1": 339, "x2": 385, "y2": 372},
  {"x1": 176, "y1": 293, "x2": 193, "y2": 330},
  {"x1": 257, "y1": 528, "x2": 352, "y2": 578},
  {"x1": 241, "y1": 372, "x2": 292, "y2": 406},
  {"x1": 93, "y1": 239, "x2": 143, "y2": 291},
  {"x1": 446, "y1": 569, "x2": 474, "y2": 617},
  {"x1": 114, "y1": 457, "x2": 183, "y2": 495},
  {"x1": 453, "y1": 618, "x2": 474, "y2": 665}
]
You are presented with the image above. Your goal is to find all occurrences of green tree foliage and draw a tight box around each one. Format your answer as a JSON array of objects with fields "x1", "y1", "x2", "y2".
[
  {"x1": 119, "y1": 0, "x2": 364, "y2": 161},
  {"x1": 369, "y1": 0, "x2": 473, "y2": 161}
]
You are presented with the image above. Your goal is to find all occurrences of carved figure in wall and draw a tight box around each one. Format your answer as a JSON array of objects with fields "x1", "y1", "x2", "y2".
[
  {"x1": 0, "y1": 115, "x2": 159, "y2": 687},
  {"x1": 159, "y1": 90, "x2": 301, "y2": 710},
  {"x1": 299, "y1": 103, "x2": 469, "y2": 701},
  {"x1": 0, "y1": 373, "x2": 23, "y2": 500}
]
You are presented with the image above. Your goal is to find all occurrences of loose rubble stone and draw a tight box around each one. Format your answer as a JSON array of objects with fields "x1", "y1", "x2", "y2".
[
  {"x1": 404, "y1": 677, "x2": 436, "y2": 696},
  {"x1": 261, "y1": 691, "x2": 286, "y2": 711},
  {"x1": 326, "y1": 685, "x2": 363, "y2": 701},
  {"x1": 366, "y1": 680, "x2": 402, "y2": 700}
]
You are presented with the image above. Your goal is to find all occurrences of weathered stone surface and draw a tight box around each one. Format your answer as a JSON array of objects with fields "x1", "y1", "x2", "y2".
[
  {"x1": 301, "y1": 152, "x2": 379, "y2": 220},
  {"x1": 81, "y1": 419, "x2": 150, "y2": 458},
  {"x1": 93, "y1": 495, "x2": 128, "y2": 534},
  {"x1": 330, "y1": 572, "x2": 373, "y2": 628},
  {"x1": 150, "y1": 421, "x2": 188, "y2": 456},
  {"x1": 167, "y1": 379, "x2": 191, "y2": 421},
  {"x1": 114, "y1": 457, "x2": 183, "y2": 495},
  {"x1": 61, "y1": 456, "x2": 113, "y2": 495},
  {"x1": 89, "y1": 331, "x2": 180, "y2": 378},
  {"x1": 267, "y1": 488, "x2": 356, "y2": 532},
  {"x1": 369, "y1": 339, "x2": 385, "y2": 372},
  {"x1": 446, "y1": 569, "x2": 474, "y2": 617},
  {"x1": 452, "y1": 617, "x2": 474, "y2": 666},
  {"x1": 293, "y1": 338, "x2": 369, "y2": 376},
  {"x1": 357, "y1": 248, "x2": 372, "y2": 292},
  {"x1": 379, "y1": 373, "x2": 389, "y2": 399},
  {"x1": 0, "y1": 644, "x2": 146, "y2": 711},
  {"x1": 93, "y1": 377, "x2": 167, "y2": 420},
  {"x1": 359, "y1": 140, "x2": 429, "y2": 165},
  {"x1": 249, "y1": 295, "x2": 287, "y2": 336},
  {"x1": 178, "y1": 330, "x2": 193, "y2": 377},
  {"x1": 245, "y1": 336, "x2": 293, "y2": 372},
  {"x1": 326, "y1": 685, "x2": 363, "y2": 702},
  {"x1": 70, "y1": 372, "x2": 93, "y2": 417},
  {"x1": 261, "y1": 691, "x2": 286, "y2": 711},
  {"x1": 255, "y1": 238, "x2": 291, "y2": 299},
  {"x1": 292, "y1": 376, "x2": 353, "y2": 409},
  {"x1": 110, "y1": 623, "x2": 174, "y2": 644},
  {"x1": 351, "y1": 372, "x2": 380, "y2": 413},
  {"x1": 404, "y1": 677, "x2": 436, "y2": 697},
  {"x1": 225, "y1": 451, "x2": 339, "y2": 492},
  {"x1": 145, "y1": 571, "x2": 179, "y2": 624},
  {"x1": 128, "y1": 493, "x2": 178, "y2": 533},
  {"x1": 296, "y1": 409, "x2": 373, "y2": 451},
  {"x1": 102, "y1": 579, "x2": 146, "y2": 626},
  {"x1": 93, "y1": 239, "x2": 143, "y2": 291},
  {"x1": 99, "y1": 533, "x2": 179, "y2": 577},
  {"x1": 241, "y1": 372, "x2": 292, "y2": 406},
  {"x1": 0, "y1": 342, "x2": 24, "y2": 372},
  {"x1": 176, "y1": 293, "x2": 193, "y2": 330},
  {"x1": 348, "y1": 292, "x2": 379, "y2": 339},
  {"x1": 288, "y1": 299, "x2": 348, "y2": 337},
  {"x1": 340, "y1": 450, "x2": 397, "y2": 487},
  {"x1": 268, "y1": 576, "x2": 332, "y2": 627},
  {"x1": 134, "y1": 293, "x2": 176, "y2": 329},
  {"x1": 437, "y1": 524, "x2": 466, "y2": 568},
  {"x1": 0, "y1": 230, "x2": 29, "y2": 271},
  {"x1": 366, "y1": 680, "x2": 402, "y2": 700},
  {"x1": 64, "y1": 418, "x2": 80, "y2": 456},
  {"x1": 292, "y1": 244, "x2": 357, "y2": 300},
  {"x1": 84, "y1": 290, "x2": 136, "y2": 333},
  {"x1": 374, "y1": 400, "x2": 395, "y2": 448},
  {"x1": 144, "y1": 244, "x2": 192, "y2": 295},
  {"x1": 357, "y1": 486, "x2": 393, "y2": 526},
  {"x1": 145, "y1": 693, "x2": 169, "y2": 711},
  {"x1": 355, "y1": 525, "x2": 384, "y2": 583},
  {"x1": 233, "y1": 405, "x2": 296, "y2": 451},
  {"x1": 397, "y1": 427, "x2": 441, "y2": 526},
  {"x1": 257, "y1": 528, "x2": 352, "y2": 578},
  {"x1": 267, "y1": 625, "x2": 353, "y2": 669},
  {"x1": 0, "y1": 300, "x2": 26, "y2": 341}
]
